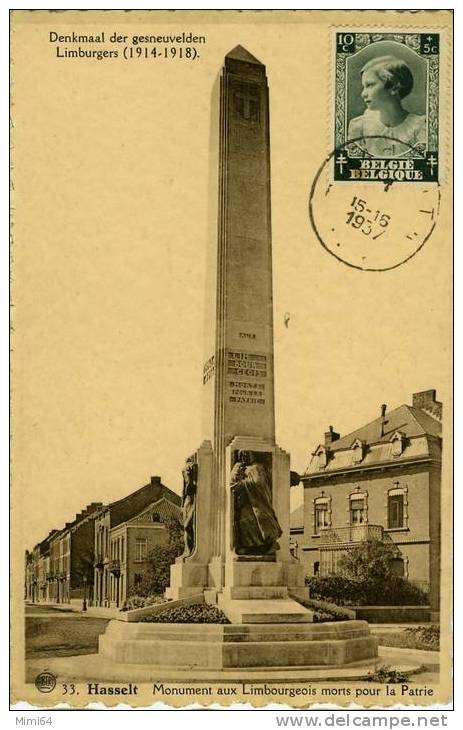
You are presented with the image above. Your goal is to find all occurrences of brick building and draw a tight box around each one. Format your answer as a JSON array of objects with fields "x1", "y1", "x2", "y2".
[
  {"x1": 46, "y1": 502, "x2": 102, "y2": 604},
  {"x1": 300, "y1": 390, "x2": 442, "y2": 615},
  {"x1": 94, "y1": 477, "x2": 181, "y2": 608},
  {"x1": 105, "y1": 497, "x2": 182, "y2": 608},
  {"x1": 25, "y1": 530, "x2": 58, "y2": 603}
]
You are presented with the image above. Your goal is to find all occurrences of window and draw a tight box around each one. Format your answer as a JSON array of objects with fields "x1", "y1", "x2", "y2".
[
  {"x1": 390, "y1": 557, "x2": 405, "y2": 576},
  {"x1": 134, "y1": 573, "x2": 142, "y2": 585},
  {"x1": 314, "y1": 501, "x2": 329, "y2": 534},
  {"x1": 350, "y1": 497, "x2": 366, "y2": 525},
  {"x1": 313, "y1": 561, "x2": 320, "y2": 576},
  {"x1": 388, "y1": 493, "x2": 405, "y2": 529},
  {"x1": 135, "y1": 537, "x2": 147, "y2": 561}
]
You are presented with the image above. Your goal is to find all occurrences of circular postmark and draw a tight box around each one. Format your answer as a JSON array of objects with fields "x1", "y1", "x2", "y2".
[
  {"x1": 309, "y1": 136, "x2": 440, "y2": 272},
  {"x1": 34, "y1": 670, "x2": 57, "y2": 693}
]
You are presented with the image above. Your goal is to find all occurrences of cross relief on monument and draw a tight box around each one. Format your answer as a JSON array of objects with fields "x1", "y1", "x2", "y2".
[{"x1": 233, "y1": 82, "x2": 261, "y2": 123}]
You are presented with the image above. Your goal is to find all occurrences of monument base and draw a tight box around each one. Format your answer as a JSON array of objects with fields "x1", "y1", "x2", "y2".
[
  {"x1": 165, "y1": 561, "x2": 209, "y2": 601},
  {"x1": 98, "y1": 620, "x2": 378, "y2": 669},
  {"x1": 217, "y1": 596, "x2": 313, "y2": 624},
  {"x1": 215, "y1": 558, "x2": 311, "y2": 623}
]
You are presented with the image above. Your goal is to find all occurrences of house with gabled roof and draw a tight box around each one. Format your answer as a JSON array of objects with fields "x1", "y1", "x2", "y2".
[
  {"x1": 300, "y1": 389, "x2": 442, "y2": 617},
  {"x1": 93, "y1": 478, "x2": 182, "y2": 608}
]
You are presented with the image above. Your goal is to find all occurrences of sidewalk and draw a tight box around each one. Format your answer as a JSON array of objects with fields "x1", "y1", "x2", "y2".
[
  {"x1": 378, "y1": 645, "x2": 440, "y2": 671},
  {"x1": 26, "y1": 601, "x2": 78, "y2": 613},
  {"x1": 26, "y1": 601, "x2": 121, "y2": 619}
]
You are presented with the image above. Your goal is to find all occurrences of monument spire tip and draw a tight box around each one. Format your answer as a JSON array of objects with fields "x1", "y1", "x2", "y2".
[{"x1": 225, "y1": 45, "x2": 263, "y2": 65}]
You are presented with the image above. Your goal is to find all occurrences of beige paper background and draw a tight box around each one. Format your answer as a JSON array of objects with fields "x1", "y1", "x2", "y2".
[{"x1": 11, "y1": 9, "x2": 452, "y2": 708}]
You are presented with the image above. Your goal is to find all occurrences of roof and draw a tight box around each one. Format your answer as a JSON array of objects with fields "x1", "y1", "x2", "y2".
[
  {"x1": 225, "y1": 45, "x2": 263, "y2": 66},
  {"x1": 98, "y1": 480, "x2": 181, "y2": 528},
  {"x1": 329, "y1": 404, "x2": 441, "y2": 452},
  {"x1": 126, "y1": 497, "x2": 182, "y2": 526},
  {"x1": 304, "y1": 402, "x2": 442, "y2": 477}
]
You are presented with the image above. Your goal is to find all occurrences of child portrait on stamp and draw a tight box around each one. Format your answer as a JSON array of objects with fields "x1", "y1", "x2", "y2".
[{"x1": 348, "y1": 55, "x2": 426, "y2": 157}]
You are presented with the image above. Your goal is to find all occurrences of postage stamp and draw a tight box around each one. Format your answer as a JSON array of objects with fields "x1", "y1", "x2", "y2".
[{"x1": 334, "y1": 31, "x2": 440, "y2": 182}]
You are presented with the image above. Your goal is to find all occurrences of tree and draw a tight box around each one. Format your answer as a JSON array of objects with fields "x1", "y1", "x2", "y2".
[
  {"x1": 339, "y1": 538, "x2": 400, "y2": 582},
  {"x1": 129, "y1": 518, "x2": 184, "y2": 597}
]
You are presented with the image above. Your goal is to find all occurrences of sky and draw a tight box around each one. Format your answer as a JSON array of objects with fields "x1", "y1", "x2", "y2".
[{"x1": 12, "y1": 12, "x2": 451, "y2": 549}]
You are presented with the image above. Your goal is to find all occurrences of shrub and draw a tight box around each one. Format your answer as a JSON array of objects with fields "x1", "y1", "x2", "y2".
[
  {"x1": 129, "y1": 518, "x2": 184, "y2": 597},
  {"x1": 366, "y1": 665, "x2": 410, "y2": 684},
  {"x1": 306, "y1": 575, "x2": 367, "y2": 605},
  {"x1": 403, "y1": 625, "x2": 440, "y2": 650},
  {"x1": 140, "y1": 603, "x2": 230, "y2": 624},
  {"x1": 339, "y1": 539, "x2": 400, "y2": 582},
  {"x1": 306, "y1": 574, "x2": 427, "y2": 606}
]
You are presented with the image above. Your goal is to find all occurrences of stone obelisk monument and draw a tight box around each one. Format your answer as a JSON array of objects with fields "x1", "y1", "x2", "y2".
[
  {"x1": 168, "y1": 46, "x2": 308, "y2": 622},
  {"x1": 99, "y1": 47, "x2": 378, "y2": 670}
]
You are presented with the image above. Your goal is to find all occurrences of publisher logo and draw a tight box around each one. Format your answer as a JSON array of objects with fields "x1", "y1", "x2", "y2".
[{"x1": 35, "y1": 671, "x2": 57, "y2": 693}]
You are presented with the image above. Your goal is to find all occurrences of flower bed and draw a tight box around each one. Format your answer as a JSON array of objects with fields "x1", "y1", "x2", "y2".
[
  {"x1": 377, "y1": 625, "x2": 439, "y2": 651},
  {"x1": 366, "y1": 665, "x2": 410, "y2": 683},
  {"x1": 140, "y1": 603, "x2": 230, "y2": 624},
  {"x1": 121, "y1": 594, "x2": 167, "y2": 611}
]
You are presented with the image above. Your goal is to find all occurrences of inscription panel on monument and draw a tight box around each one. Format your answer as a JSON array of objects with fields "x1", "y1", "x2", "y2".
[{"x1": 227, "y1": 350, "x2": 268, "y2": 406}]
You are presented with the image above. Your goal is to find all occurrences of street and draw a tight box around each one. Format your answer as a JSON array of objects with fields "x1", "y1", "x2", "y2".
[{"x1": 26, "y1": 604, "x2": 111, "y2": 659}]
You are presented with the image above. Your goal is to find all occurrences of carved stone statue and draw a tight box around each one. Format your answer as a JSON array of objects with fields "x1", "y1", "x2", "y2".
[
  {"x1": 182, "y1": 455, "x2": 197, "y2": 557},
  {"x1": 230, "y1": 450, "x2": 282, "y2": 556}
]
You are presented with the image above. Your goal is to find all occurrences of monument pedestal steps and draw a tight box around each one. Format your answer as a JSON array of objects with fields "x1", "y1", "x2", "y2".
[{"x1": 99, "y1": 620, "x2": 378, "y2": 669}]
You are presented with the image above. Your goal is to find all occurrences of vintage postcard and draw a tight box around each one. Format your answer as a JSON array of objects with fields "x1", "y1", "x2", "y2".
[{"x1": 10, "y1": 9, "x2": 453, "y2": 710}]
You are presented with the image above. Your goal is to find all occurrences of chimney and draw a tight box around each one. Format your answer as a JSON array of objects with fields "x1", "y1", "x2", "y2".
[
  {"x1": 412, "y1": 389, "x2": 442, "y2": 420},
  {"x1": 151, "y1": 476, "x2": 162, "y2": 486},
  {"x1": 88, "y1": 502, "x2": 103, "y2": 510},
  {"x1": 380, "y1": 404, "x2": 387, "y2": 437},
  {"x1": 84, "y1": 503, "x2": 101, "y2": 513},
  {"x1": 324, "y1": 426, "x2": 340, "y2": 447}
]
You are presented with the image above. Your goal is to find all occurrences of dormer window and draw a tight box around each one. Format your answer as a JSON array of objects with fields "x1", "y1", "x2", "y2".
[
  {"x1": 390, "y1": 431, "x2": 405, "y2": 457},
  {"x1": 314, "y1": 445, "x2": 329, "y2": 470},
  {"x1": 351, "y1": 438, "x2": 366, "y2": 464}
]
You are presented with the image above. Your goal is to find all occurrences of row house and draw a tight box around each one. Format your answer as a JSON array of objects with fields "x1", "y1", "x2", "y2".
[
  {"x1": 94, "y1": 477, "x2": 181, "y2": 608},
  {"x1": 44, "y1": 502, "x2": 102, "y2": 604},
  {"x1": 25, "y1": 530, "x2": 59, "y2": 603},
  {"x1": 300, "y1": 390, "x2": 442, "y2": 616}
]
